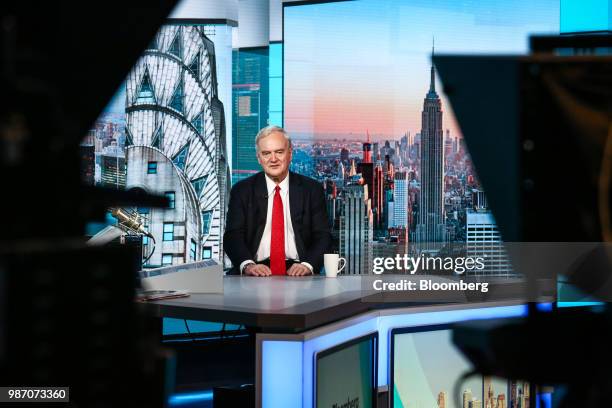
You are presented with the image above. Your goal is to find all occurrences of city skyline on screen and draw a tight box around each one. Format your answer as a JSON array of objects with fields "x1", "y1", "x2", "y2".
[
  {"x1": 82, "y1": 0, "x2": 561, "y2": 273},
  {"x1": 284, "y1": 0, "x2": 559, "y2": 141},
  {"x1": 394, "y1": 329, "x2": 482, "y2": 408},
  {"x1": 282, "y1": 0, "x2": 560, "y2": 273},
  {"x1": 394, "y1": 330, "x2": 523, "y2": 408}
]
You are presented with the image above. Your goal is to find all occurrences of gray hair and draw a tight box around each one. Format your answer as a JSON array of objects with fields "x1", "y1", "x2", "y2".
[{"x1": 255, "y1": 125, "x2": 292, "y2": 151}]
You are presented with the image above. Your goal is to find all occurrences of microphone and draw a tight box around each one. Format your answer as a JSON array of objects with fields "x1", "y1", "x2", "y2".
[{"x1": 110, "y1": 207, "x2": 155, "y2": 242}]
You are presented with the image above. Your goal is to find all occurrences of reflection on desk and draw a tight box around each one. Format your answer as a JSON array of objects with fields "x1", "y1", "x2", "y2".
[
  {"x1": 141, "y1": 275, "x2": 531, "y2": 332},
  {"x1": 141, "y1": 276, "x2": 371, "y2": 332}
]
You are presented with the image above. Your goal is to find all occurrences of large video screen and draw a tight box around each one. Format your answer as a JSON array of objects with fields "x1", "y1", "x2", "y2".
[
  {"x1": 284, "y1": 0, "x2": 559, "y2": 275},
  {"x1": 82, "y1": 23, "x2": 233, "y2": 268},
  {"x1": 392, "y1": 326, "x2": 530, "y2": 408},
  {"x1": 316, "y1": 333, "x2": 377, "y2": 408}
]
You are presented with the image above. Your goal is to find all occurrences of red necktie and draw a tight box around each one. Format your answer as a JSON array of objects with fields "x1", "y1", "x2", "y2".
[{"x1": 270, "y1": 185, "x2": 286, "y2": 275}]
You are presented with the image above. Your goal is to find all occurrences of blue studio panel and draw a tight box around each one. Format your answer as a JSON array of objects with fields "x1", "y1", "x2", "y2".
[
  {"x1": 560, "y1": 0, "x2": 611, "y2": 32},
  {"x1": 260, "y1": 304, "x2": 529, "y2": 408}
]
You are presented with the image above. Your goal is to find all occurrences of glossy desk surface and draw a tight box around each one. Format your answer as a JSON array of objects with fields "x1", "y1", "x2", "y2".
[
  {"x1": 141, "y1": 275, "x2": 530, "y2": 332},
  {"x1": 141, "y1": 275, "x2": 385, "y2": 331}
]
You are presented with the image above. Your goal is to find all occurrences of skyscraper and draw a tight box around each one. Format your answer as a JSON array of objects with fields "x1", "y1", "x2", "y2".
[
  {"x1": 484, "y1": 376, "x2": 496, "y2": 408},
  {"x1": 80, "y1": 144, "x2": 95, "y2": 186},
  {"x1": 438, "y1": 391, "x2": 447, "y2": 408},
  {"x1": 125, "y1": 24, "x2": 230, "y2": 266},
  {"x1": 463, "y1": 389, "x2": 473, "y2": 408},
  {"x1": 339, "y1": 183, "x2": 373, "y2": 275},
  {"x1": 100, "y1": 144, "x2": 126, "y2": 189},
  {"x1": 358, "y1": 163, "x2": 374, "y2": 198},
  {"x1": 362, "y1": 131, "x2": 372, "y2": 163},
  {"x1": 416, "y1": 47, "x2": 446, "y2": 248},
  {"x1": 444, "y1": 130, "x2": 453, "y2": 163},
  {"x1": 466, "y1": 210, "x2": 513, "y2": 277},
  {"x1": 325, "y1": 179, "x2": 338, "y2": 229},
  {"x1": 340, "y1": 147, "x2": 349, "y2": 162},
  {"x1": 472, "y1": 189, "x2": 488, "y2": 210},
  {"x1": 509, "y1": 381, "x2": 529, "y2": 408},
  {"x1": 387, "y1": 197, "x2": 394, "y2": 228},
  {"x1": 373, "y1": 163, "x2": 384, "y2": 230},
  {"x1": 232, "y1": 48, "x2": 269, "y2": 184},
  {"x1": 338, "y1": 161, "x2": 345, "y2": 180},
  {"x1": 348, "y1": 159, "x2": 357, "y2": 177},
  {"x1": 382, "y1": 157, "x2": 395, "y2": 230},
  {"x1": 393, "y1": 170, "x2": 408, "y2": 227}
]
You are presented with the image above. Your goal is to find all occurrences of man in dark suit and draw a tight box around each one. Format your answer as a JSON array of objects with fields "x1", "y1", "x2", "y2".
[{"x1": 224, "y1": 126, "x2": 331, "y2": 276}]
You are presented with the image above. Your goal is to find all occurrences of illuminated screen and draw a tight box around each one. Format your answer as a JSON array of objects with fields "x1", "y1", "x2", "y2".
[
  {"x1": 82, "y1": 22, "x2": 235, "y2": 336},
  {"x1": 284, "y1": 0, "x2": 559, "y2": 275},
  {"x1": 316, "y1": 333, "x2": 377, "y2": 408},
  {"x1": 392, "y1": 326, "x2": 529, "y2": 408},
  {"x1": 82, "y1": 23, "x2": 233, "y2": 268}
]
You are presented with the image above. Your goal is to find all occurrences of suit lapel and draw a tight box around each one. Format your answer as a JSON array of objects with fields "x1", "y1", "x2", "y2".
[
  {"x1": 289, "y1": 172, "x2": 305, "y2": 257},
  {"x1": 253, "y1": 172, "x2": 268, "y2": 255}
]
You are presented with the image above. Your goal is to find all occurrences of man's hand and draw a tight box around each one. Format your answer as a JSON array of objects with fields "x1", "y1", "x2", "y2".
[
  {"x1": 244, "y1": 263, "x2": 272, "y2": 277},
  {"x1": 287, "y1": 263, "x2": 312, "y2": 276}
]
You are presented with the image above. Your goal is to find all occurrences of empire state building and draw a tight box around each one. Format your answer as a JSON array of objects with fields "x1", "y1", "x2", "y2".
[{"x1": 416, "y1": 54, "x2": 446, "y2": 247}]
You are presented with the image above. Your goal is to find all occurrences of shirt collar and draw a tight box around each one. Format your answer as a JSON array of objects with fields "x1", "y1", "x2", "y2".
[{"x1": 264, "y1": 172, "x2": 289, "y2": 195}]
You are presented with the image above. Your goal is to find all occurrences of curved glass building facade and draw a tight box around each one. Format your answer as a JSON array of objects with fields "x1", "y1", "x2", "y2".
[{"x1": 125, "y1": 24, "x2": 230, "y2": 266}]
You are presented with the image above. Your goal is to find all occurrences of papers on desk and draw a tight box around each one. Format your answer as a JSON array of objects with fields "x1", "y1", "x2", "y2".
[
  {"x1": 136, "y1": 290, "x2": 190, "y2": 302},
  {"x1": 138, "y1": 259, "x2": 223, "y2": 294}
]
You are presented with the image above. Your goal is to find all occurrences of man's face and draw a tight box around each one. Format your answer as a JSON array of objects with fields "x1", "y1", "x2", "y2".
[{"x1": 256, "y1": 131, "x2": 292, "y2": 181}]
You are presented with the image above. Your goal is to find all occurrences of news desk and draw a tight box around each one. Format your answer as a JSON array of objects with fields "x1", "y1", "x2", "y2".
[{"x1": 143, "y1": 276, "x2": 532, "y2": 408}]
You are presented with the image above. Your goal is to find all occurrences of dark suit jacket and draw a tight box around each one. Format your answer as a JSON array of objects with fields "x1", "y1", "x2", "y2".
[{"x1": 224, "y1": 171, "x2": 332, "y2": 275}]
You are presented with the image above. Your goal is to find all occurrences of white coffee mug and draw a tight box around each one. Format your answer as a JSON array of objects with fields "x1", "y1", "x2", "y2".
[{"x1": 324, "y1": 254, "x2": 346, "y2": 278}]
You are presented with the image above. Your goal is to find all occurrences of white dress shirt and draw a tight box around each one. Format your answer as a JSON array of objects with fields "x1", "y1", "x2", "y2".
[{"x1": 240, "y1": 173, "x2": 313, "y2": 273}]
